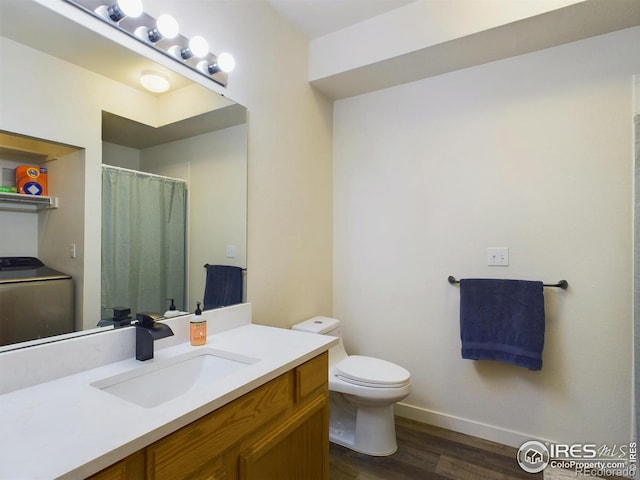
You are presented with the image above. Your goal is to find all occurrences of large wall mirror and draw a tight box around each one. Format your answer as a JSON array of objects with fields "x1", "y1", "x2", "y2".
[{"x1": 0, "y1": 0, "x2": 247, "y2": 350}]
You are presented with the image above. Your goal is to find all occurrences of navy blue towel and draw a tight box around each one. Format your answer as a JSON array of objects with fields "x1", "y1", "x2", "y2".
[
  {"x1": 203, "y1": 265, "x2": 243, "y2": 310},
  {"x1": 460, "y1": 279, "x2": 545, "y2": 370}
]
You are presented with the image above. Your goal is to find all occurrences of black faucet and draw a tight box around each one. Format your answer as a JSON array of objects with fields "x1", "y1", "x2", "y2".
[{"x1": 135, "y1": 312, "x2": 174, "y2": 361}]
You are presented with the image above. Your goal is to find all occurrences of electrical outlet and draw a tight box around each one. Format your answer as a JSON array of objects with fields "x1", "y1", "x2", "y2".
[
  {"x1": 487, "y1": 247, "x2": 508, "y2": 266},
  {"x1": 226, "y1": 245, "x2": 236, "y2": 258}
]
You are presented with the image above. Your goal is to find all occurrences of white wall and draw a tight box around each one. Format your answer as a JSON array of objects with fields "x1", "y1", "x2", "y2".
[
  {"x1": 334, "y1": 27, "x2": 640, "y2": 446},
  {"x1": 0, "y1": 210, "x2": 37, "y2": 254},
  {"x1": 309, "y1": 0, "x2": 581, "y2": 80},
  {"x1": 102, "y1": 143, "x2": 140, "y2": 170},
  {"x1": 0, "y1": 159, "x2": 38, "y2": 255}
]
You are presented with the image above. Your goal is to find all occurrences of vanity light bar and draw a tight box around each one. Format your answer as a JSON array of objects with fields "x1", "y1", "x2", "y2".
[{"x1": 63, "y1": 0, "x2": 233, "y2": 88}]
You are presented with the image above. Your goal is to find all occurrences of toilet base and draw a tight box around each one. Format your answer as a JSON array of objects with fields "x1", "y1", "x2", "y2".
[{"x1": 329, "y1": 391, "x2": 398, "y2": 456}]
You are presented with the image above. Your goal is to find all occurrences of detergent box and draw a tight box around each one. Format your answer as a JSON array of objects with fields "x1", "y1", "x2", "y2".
[{"x1": 16, "y1": 165, "x2": 48, "y2": 196}]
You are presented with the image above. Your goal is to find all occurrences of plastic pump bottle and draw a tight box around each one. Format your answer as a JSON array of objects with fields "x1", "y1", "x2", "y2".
[
  {"x1": 190, "y1": 302, "x2": 206, "y2": 346},
  {"x1": 164, "y1": 299, "x2": 183, "y2": 318}
]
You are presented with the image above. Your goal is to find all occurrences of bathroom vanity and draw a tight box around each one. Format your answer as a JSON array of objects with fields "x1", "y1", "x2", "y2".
[
  {"x1": 0, "y1": 304, "x2": 336, "y2": 479},
  {"x1": 91, "y1": 352, "x2": 328, "y2": 480}
]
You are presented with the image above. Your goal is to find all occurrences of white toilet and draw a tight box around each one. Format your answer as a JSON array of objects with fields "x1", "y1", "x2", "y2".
[{"x1": 292, "y1": 316, "x2": 411, "y2": 456}]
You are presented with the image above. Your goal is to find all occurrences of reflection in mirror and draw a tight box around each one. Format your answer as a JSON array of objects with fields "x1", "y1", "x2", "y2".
[
  {"x1": 0, "y1": 1, "x2": 247, "y2": 351},
  {"x1": 100, "y1": 105, "x2": 248, "y2": 323},
  {"x1": 100, "y1": 165, "x2": 187, "y2": 321}
]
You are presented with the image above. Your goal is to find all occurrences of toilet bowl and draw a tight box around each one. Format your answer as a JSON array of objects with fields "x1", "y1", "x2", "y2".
[{"x1": 292, "y1": 316, "x2": 411, "y2": 456}]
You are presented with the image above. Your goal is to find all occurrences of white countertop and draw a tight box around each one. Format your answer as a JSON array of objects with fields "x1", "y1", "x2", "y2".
[{"x1": 0, "y1": 323, "x2": 336, "y2": 480}]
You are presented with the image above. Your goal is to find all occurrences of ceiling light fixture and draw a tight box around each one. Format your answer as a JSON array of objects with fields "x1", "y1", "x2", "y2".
[
  {"x1": 64, "y1": 0, "x2": 234, "y2": 88},
  {"x1": 140, "y1": 71, "x2": 170, "y2": 93}
]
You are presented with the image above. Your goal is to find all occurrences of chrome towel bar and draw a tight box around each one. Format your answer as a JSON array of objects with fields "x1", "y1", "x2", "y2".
[
  {"x1": 204, "y1": 264, "x2": 247, "y2": 271},
  {"x1": 448, "y1": 275, "x2": 568, "y2": 289}
]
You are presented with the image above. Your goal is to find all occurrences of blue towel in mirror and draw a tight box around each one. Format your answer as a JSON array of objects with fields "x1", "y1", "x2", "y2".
[
  {"x1": 460, "y1": 279, "x2": 545, "y2": 370},
  {"x1": 203, "y1": 265, "x2": 243, "y2": 310}
]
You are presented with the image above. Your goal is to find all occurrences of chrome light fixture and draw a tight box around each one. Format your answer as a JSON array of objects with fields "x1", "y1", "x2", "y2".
[
  {"x1": 95, "y1": 0, "x2": 143, "y2": 23},
  {"x1": 64, "y1": 0, "x2": 235, "y2": 88},
  {"x1": 170, "y1": 35, "x2": 209, "y2": 60},
  {"x1": 136, "y1": 14, "x2": 179, "y2": 43},
  {"x1": 197, "y1": 52, "x2": 236, "y2": 76}
]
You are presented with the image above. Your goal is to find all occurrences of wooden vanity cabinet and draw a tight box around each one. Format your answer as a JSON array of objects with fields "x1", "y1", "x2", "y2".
[
  {"x1": 89, "y1": 352, "x2": 329, "y2": 480},
  {"x1": 88, "y1": 451, "x2": 145, "y2": 480}
]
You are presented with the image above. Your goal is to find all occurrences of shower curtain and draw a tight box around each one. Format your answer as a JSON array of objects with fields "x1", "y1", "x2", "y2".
[{"x1": 102, "y1": 166, "x2": 186, "y2": 318}]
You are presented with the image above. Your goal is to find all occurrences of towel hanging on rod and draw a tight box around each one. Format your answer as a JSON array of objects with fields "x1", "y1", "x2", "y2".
[
  {"x1": 202, "y1": 264, "x2": 245, "y2": 310},
  {"x1": 448, "y1": 275, "x2": 567, "y2": 289},
  {"x1": 458, "y1": 278, "x2": 546, "y2": 370}
]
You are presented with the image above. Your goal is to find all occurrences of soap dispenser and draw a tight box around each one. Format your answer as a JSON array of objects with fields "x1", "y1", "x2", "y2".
[
  {"x1": 164, "y1": 299, "x2": 182, "y2": 318},
  {"x1": 190, "y1": 302, "x2": 206, "y2": 346}
]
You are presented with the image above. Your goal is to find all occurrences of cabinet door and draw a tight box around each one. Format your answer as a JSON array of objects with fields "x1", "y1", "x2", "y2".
[
  {"x1": 179, "y1": 456, "x2": 229, "y2": 480},
  {"x1": 239, "y1": 393, "x2": 329, "y2": 480},
  {"x1": 147, "y1": 374, "x2": 290, "y2": 480}
]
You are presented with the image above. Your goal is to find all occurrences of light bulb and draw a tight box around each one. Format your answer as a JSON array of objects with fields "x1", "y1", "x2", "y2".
[
  {"x1": 217, "y1": 52, "x2": 235, "y2": 73},
  {"x1": 117, "y1": 0, "x2": 143, "y2": 18},
  {"x1": 196, "y1": 60, "x2": 219, "y2": 75},
  {"x1": 188, "y1": 36, "x2": 209, "y2": 58},
  {"x1": 98, "y1": 0, "x2": 143, "y2": 22},
  {"x1": 156, "y1": 14, "x2": 179, "y2": 39},
  {"x1": 140, "y1": 71, "x2": 170, "y2": 93}
]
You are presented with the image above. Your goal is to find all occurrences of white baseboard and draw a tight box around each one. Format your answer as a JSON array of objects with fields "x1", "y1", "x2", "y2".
[{"x1": 393, "y1": 402, "x2": 538, "y2": 448}]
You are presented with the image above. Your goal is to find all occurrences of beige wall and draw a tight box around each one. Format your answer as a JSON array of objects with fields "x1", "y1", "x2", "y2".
[
  {"x1": 140, "y1": 124, "x2": 248, "y2": 313},
  {"x1": 145, "y1": 0, "x2": 334, "y2": 327},
  {"x1": 334, "y1": 27, "x2": 640, "y2": 446}
]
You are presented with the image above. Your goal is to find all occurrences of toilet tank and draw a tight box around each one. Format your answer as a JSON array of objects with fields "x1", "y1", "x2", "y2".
[
  {"x1": 292, "y1": 316, "x2": 347, "y2": 366},
  {"x1": 292, "y1": 316, "x2": 341, "y2": 337}
]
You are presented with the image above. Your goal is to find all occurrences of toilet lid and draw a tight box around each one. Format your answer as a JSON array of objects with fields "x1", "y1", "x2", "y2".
[{"x1": 334, "y1": 355, "x2": 410, "y2": 388}]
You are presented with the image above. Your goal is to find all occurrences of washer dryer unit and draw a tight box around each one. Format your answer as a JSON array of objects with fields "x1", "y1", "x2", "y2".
[{"x1": 0, "y1": 257, "x2": 74, "y2": 347}]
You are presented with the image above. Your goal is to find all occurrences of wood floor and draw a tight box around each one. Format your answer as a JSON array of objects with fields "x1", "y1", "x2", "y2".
[{"x1": 329, "y1": 416, "x2": 542, "y2": 480}]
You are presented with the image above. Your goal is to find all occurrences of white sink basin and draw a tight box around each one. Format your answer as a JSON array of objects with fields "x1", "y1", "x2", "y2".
[{"x1": 91, "y1": 348, "x2": 259, "y2": 408}]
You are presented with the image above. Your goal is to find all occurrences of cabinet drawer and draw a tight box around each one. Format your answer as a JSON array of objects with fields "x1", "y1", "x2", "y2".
[{"x1": 295, "y1": 352, "x2": 328, "y2": 403}]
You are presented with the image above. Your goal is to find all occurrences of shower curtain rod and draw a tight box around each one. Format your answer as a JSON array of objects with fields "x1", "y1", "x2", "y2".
[
  {"x1": 447, "y1": 275, "x2": 568, "y2": 289},
  {"x1": 102, "y1": 164, "x2": 187, "y2": 183}
]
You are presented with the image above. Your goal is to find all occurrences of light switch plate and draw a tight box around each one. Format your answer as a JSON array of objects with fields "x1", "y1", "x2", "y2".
[{"x1": 487, "y1": 247, "x2": 509, "y2": 266}]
